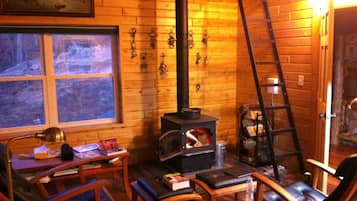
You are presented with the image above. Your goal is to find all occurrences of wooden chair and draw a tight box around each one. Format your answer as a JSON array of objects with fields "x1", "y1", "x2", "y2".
[
  {"x1": 0, "y1": 192, "x2": 10, "y2": 201},
  {"x1": 0, "y1": 143, "x2": 115, "y2": 201},
  {"x1": 251, "y1": 153, "x2": 357, "y2": 201}
]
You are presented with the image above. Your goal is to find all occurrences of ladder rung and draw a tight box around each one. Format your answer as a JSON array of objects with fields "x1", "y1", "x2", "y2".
[
  {"x1": 264, "y1": 105, "x2": 289, "y2": 110},
  {"x1": 271, "y1": 128, "x2": 295, "y2": 135},
  {"x1": 260, "y1": 83, "x2": 281, "y2": 88},
  {"x1": 256, "y1": 61, "x2": 279, "y2": 65},
  {"x1": 276, "y1": 151, "x2": 300, "y2": 159},
  {"x1": 247, "y1": 18, "x2": 271, "y2": 23},
  {"x1": 252, "y1": 39, "x2": 275, "y2": 44}
]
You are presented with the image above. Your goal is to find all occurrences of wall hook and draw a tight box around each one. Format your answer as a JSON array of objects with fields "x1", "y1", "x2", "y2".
[
  {"x1": 188, "y1": 30, "x2": 194, "y2": 49},
  {"x1": 148, "y1": 28, "x2": 157, "y2": 49},
  {"x1": 159, "y1": 53, "x2": 167, "y2": 76},
  {"x1": 202, "y1": 29, "x2": 208, "y2": 45},
  {"x1": 130, "y1": 28, "x2": 137, "y2": 58},
  {"x1": 168, "y1": 29, "x2": 175, "y2": 49}
]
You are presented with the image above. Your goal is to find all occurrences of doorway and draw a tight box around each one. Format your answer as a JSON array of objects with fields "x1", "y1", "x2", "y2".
[{"x1": 329, "y1": 5, "x2": 357, "y2": 191}]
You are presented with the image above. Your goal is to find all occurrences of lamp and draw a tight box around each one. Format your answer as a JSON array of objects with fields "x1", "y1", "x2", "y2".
[{"x1": 6, "y1": 127, "x2": 65, "y2": 201}]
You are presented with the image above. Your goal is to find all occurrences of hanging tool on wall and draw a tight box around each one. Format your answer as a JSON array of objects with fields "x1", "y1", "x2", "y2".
[
  {"x1": 140, "y1": 52, "x2": 148, "y2": 72},
  {"x1": 148, "y1": 28, "x2": 157, "y2": 49},
  {"x1": 202, "y1": 29, "x2": 208, "y2": 66},
  {"x1": 202, "y1": 29, "x2": 208, "y2": 45},
  {"x1": 188, "y1": 30, "x2": 194, "y2": 49},
  {"x1": 130, "y1": 28, "x2": 137, "y2": 58},
  {"x1": 195, "y1": 52, "x2": 201, "y2": 92},
  {"x1": 159, "y1": 52, "x2": 167, "y2": 76},
  {"x1": 168, "y1": 29, "x2": 175, "y2": 49},
  {"x1": 195, "y1": 52, "x2": 201, "y2": 65}
]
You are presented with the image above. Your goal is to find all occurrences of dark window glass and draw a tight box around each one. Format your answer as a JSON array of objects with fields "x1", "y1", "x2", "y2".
[
  {"x1": 0, "y1": 81, "x2": 44, "y2": 128},
  {"x1": 56, "y1": 78, "x2": 115, "y2": 122}
]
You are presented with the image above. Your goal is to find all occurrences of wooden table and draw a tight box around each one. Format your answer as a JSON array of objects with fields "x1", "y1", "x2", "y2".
[{"x1": 12, "y1": 150, "x2": 131, "y2": 200}]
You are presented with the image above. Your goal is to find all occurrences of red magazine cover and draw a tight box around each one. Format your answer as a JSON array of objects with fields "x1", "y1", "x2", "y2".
[{"x1": 99, "y1": 138, "x2": 127, "y2": 156}]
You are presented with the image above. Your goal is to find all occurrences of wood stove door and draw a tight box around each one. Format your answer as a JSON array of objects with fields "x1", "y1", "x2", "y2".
[{"x1": 159, "y1": 130, "x2": 184, "y2": 161}]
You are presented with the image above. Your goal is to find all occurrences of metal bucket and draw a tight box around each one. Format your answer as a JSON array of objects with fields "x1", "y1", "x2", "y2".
[{"x1": 215, "y1": 140, "x2": 227, "y2": 168}]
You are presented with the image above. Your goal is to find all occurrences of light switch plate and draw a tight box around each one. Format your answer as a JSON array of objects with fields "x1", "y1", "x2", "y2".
[{"x1": 298, "y1": 75, "x2": 304, "y2": 86}]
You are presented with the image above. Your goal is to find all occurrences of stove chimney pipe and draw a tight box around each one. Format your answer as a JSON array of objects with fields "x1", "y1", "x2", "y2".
[{"x1": 176, "y1": 0, "x2": 189, "y2": 113}]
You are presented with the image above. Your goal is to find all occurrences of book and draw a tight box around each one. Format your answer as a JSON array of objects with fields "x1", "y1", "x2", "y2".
[
  {"x1": 53, "y1": 168, "x2": 79, "y2": 177},
  {"x1": 196, "y1": 165, "x2": 253, "y2": 189},
  {"x1": 162, "y1": 173, "x2": 190, "y2": 191},
  {"x1": 99, "y1": 138, "x2": 127, "y2": 156},
  {"x1": 137, "y1": 177, "x2": 193, "y2": 200},
  {"x1": 82, "y1": 163, "x2": 102, "y2": 170}
]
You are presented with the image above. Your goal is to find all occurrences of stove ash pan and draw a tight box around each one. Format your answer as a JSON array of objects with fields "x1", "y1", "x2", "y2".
[{"x1": 158, "y1": 128, "x2": 214, "y2": 172}]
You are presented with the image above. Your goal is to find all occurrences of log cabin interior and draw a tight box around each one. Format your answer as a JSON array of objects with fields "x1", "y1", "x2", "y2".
[{"x1": 0, "y1": 0, "x2": 356, "y2": 200}]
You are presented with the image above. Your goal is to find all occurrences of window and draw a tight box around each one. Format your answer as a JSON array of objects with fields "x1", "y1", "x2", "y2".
[{"x1": 0, "y1": 27, "x2": 121, "y2": 131}]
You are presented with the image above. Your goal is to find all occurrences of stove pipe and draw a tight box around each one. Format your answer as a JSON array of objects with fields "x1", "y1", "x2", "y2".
[{"x1": 176, "y1": 0, "x2": 189, "y2": 113}]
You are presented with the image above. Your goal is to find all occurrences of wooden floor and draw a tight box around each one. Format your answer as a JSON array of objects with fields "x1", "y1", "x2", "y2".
[
  {"x1": 327, "y1": 142, "x2": 357, "y2": 194},
  {"x1": 329, "y1": 142, "x2": 357, "y2": 169},
  {"x1": 96, "y1": 153, "x2": 304, "y2": 201},
  {"x1": 48, "y1": 145, "x2": 357, "y2": 201},
  {"x1": 113, "y1": 144, "x2": 357, "y2": 200},
  {"x1": 95, "y1": 154, "x2": 249, "y2": 201}
]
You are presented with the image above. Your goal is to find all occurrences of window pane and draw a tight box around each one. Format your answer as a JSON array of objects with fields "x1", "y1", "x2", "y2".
[
  {"x1": 0, "y1": 34, "x2": 42, "y2": 77},
  {"x1": 0, "y1": 81, "x2": 45, "y2": 128},
  {"x1": 53, "y1": 34, "x2": 113, "y2": 75},
  {"x1": 56, "y1": 78, "x2": 115, "y2": 122}
]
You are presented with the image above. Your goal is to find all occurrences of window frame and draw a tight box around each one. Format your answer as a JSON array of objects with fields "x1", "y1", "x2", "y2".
[{"x1": 0, "y1": 26, "x2": 122, "y2": 134}]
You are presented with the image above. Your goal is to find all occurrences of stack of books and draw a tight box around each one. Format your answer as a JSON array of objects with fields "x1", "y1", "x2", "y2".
[
  {"x1": 137, "y1": 177, "x2": 193, "y2": 200},
  {"x1": 162, "y1": 173, "x2": 190, "y2": 191},
  {"x1": 53, "y1": 168, "x2": 79, "y2": 177}
]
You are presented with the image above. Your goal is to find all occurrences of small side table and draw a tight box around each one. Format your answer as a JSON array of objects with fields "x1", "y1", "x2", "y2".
[{"x1": 130, "y1": 181, "x2": 203, "y2": 201}]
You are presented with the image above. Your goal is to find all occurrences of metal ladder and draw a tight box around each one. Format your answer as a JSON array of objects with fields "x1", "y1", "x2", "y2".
[{"x1": 238, "y1": 0, "x2": 305, "y2": 180}]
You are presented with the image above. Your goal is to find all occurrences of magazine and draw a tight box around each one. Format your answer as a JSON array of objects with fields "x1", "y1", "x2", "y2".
[{"x1": 99, "y1": 138, "x2": 127, "y2": 156}]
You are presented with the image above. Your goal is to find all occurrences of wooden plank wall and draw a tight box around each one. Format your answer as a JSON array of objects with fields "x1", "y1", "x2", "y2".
[
  {"x1": 0, "y1": 0, "x2": 240, "y2": 164},
  {"x1": 237, "y1": 0, "x2": 317, "y2": 159}
]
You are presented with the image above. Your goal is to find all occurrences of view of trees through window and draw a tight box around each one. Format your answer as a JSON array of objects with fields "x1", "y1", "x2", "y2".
[{"x1": 0, "y1": 29, "x2": 119, "y2": 130}]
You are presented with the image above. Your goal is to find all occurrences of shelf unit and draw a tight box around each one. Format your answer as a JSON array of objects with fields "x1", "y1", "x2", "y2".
[{"x1": 238, "y1": 104, "x2": 272, "y2": 167}]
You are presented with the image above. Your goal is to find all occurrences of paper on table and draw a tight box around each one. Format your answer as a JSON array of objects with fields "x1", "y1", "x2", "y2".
[{"x1": 73, "y1": 143, "x2": 99, "y2": 153}]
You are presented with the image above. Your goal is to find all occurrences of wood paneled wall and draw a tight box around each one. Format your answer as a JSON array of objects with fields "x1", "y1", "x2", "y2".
[
  {"x1": 237, "y1": 0, "x2": 317, "y2": 159},
  {"x1": 0, "y1": 0, "x2": 239, "y2": 164},
  {"x1": 0, "y1": 0, "x2": 317, "y2": 164}
]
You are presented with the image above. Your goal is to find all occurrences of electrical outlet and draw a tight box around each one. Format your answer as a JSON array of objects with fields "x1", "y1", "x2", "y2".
[{"x1": 298, "y1": 75, "x2": 304, "y2": 86}]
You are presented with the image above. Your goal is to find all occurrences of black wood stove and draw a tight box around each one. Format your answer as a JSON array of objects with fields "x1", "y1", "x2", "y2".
[
  {"x1": 158, "y1": 0, "x2": 217, "y2": 173},
  {"x1": 159, "y1": 113, "x2": 217, "y2": 172}
]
